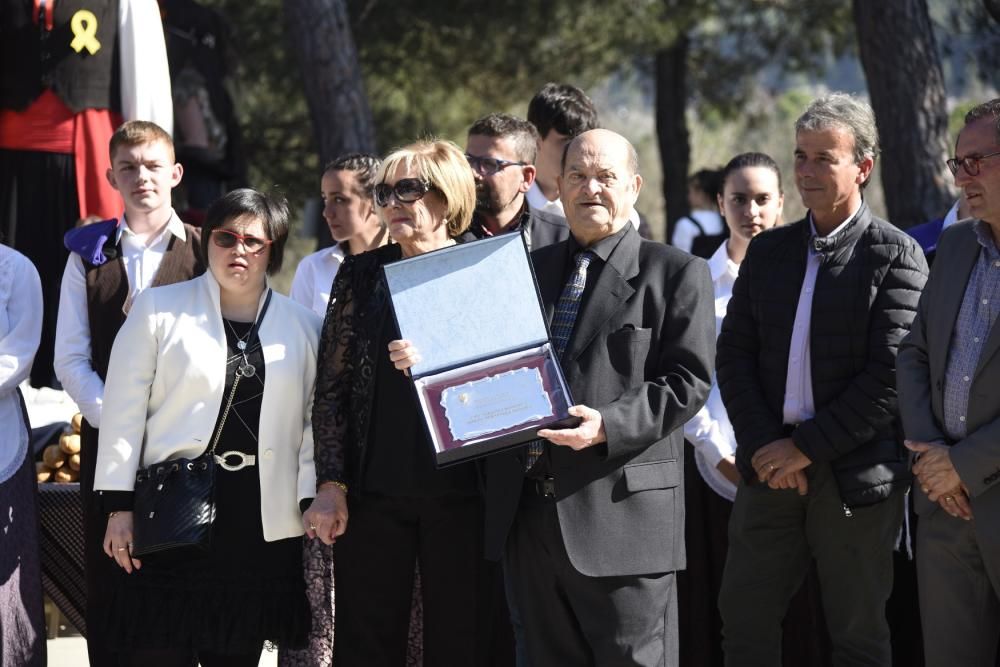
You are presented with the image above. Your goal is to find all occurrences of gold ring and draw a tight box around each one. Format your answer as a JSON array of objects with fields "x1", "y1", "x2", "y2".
[
  {"x1": 767, "y1": 463, "x2": 775, "y2": 470},
  {"x1": 945, "y1": 496, "x2": 954, "y2": 503},
  {"x1": 117, "y1": 547, "x2": 126, "y2": 552}
]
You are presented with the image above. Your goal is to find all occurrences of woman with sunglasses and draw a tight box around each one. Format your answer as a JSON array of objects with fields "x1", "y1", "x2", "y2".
[
  {"x1": 305, "y1": 140, "x2": 502, "y2": 666},
  {"x1": 94, "y1": 189, "x2": 323, "y2": 666},
  {"x1": 290, "y1": 153, "x2": 388, "y2": 317}
]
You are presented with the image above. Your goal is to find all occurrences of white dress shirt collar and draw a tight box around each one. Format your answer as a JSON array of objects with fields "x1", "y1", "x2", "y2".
[
  {"x1": 117, "y1": 209, "x2": 187, "y2": 246},
  {"x1": 706, "y1": 240, "x2": 740, "y2": 284}
]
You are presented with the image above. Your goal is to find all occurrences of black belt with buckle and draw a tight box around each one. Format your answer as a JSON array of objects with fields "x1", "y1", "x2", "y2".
[{"x1": 524, "y1": 474, "x2": 556, "y2": 501}]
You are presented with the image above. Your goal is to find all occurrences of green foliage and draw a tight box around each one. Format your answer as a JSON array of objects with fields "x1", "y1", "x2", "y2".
[{"x1": 348, "y1": 0, "x2": 677, "y2": 150}]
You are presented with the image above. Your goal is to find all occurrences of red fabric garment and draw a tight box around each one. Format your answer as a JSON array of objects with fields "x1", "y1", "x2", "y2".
[
  {"x1": 74, "y1": 107, "x2": 123, "y2": 219},
  {"x1": 35, "y1": 0, "x2": 55, "y2": 31},
  {"x1": 0, "y1": 90, "x2": 74, "y2": 153},
  {"x1": 0, "y1": 90, "x2": 123, "y2": 220}
]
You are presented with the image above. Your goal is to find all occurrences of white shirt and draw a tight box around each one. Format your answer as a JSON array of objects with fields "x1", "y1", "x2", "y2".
[
  {"x1": 118, "y1": 0, "x2": 174, "y2": 133},
  {"x1": 54, "y1": 212, "x2": 187, "y2": 428},
  {"x1": 683, "y1": 241, "x2": 739, "y2": 500},
  {"x1": 526, "y1": 182, "x2": 642, "y2": 230},
  {"x1": 941, "y1": 199, "x2": 962, "y2": 232},
  {"x1": 782, "y1": 205, "x2": 860, "y2": 425},
  {"x1": 671, "y1": 210, "x2": 725, "y2": 254},
  {"x1": 289, "y1": 244, "x2": 346, "y2": 318},
  {"x1": 0, "y1": 247, "x2": 43, "y2": 483}
]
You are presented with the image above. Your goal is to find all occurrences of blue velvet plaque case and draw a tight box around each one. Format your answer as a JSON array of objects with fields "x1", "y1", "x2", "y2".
[{"x1": 382, "y1": 234, "x2": 578, "y2": 466}]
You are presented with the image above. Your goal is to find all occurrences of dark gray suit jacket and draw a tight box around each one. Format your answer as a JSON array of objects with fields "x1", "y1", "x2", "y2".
[
  {"x1": 898, "y1": 220, "x2": 1000, "y2": 515},
  {"x1": 483, "y1": 225, "x2": 715, "y2": 577}
]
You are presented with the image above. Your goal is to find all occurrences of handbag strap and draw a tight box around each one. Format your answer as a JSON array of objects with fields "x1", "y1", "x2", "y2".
[
  {"x1": 207, "y1": 289, "x2": 273, "y2": 456},
  {"x1": 132, "y1": 289, "x2": 275, "y2": 473}
]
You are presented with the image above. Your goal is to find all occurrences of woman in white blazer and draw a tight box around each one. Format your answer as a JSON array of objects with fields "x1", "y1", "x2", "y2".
[{"x1": 95, "y1": 189, "x2": 322, "y2": 666}]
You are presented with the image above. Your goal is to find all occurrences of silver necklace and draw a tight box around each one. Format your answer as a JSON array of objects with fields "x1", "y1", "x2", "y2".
[
  {"x1": 224, "y1": 318, "x2": 252, "y2": 351},
  {"x1": 224, "y1": 319, "x2": 256, "y2": 377},
  {"x1": 224, "y1": 290, "x2": 272, "y2": 379}
]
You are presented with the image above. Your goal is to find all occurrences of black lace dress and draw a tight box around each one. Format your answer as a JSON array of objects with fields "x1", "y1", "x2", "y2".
[{"x1": 104, "y1": 320, "x2": 309, "y2": 654}]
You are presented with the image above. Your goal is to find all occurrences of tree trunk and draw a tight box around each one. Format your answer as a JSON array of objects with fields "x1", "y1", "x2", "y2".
[
  {"x1": 655, "y1": 34, "x2": 691, "y2": 244},
  {"x1": 853, "y1": 0, "x2": 953, "y2": 229},
  {"x1": 283, "y1": 0, "x2": 376, "y2": 164}
]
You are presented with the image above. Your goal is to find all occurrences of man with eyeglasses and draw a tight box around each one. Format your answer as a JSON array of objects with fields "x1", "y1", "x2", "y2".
[
  {"x1": 463, "y1": 112, "x2": 569, "y2": 251},
  {"x1": 898, "y1": 98, "x2": 1000, "y2": 667}
]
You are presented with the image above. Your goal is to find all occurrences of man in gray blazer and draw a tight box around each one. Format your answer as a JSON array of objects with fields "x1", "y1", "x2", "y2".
[
  {"x1": 483, "y1": 129, "x2": 715, "y2": 666},
  {"x1": 898, "y1": 98, "x2": 1000, "y2": 667}
]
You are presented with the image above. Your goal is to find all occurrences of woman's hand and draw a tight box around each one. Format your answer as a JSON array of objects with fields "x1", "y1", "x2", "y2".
[
  {"x1": 716, "y1": 456, "x2": 741, "y2": 486},
  {"x1": 303, "y1": 483, "x2": 349, "y2": 546},
  {"x1": 103, "y1": 512, "x2": 142, "y2": 573},
  {"x1": 388, "y1": 339, "x2": 420, "y2": 376}
]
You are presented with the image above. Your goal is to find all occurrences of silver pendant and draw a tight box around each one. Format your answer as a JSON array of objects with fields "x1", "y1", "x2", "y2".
[
  {"x1": 237, "y1": 340, "x2": 247, "y2": 351},
  {"x1": 237, "y1": 362, "x2": 256, "y2": 377}
]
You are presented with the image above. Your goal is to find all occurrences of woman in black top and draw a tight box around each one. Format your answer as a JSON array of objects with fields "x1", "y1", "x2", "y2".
[
  {"x1": 306, "y1": 140, "x2": 503, "y2": 666},
  {"x1": 96, "y1": 190, "x2": 323, "y2": 666}
]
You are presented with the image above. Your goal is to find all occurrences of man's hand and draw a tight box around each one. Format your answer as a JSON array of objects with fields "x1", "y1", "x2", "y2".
[
  {"x1": 303, "y1": 483, "x2": 349, "y2": 545},
  {"x1": 537, "y1": 405, "x2": 606, "y2": 451},
  {"x1": 935, "y1": 485, "x2": 973, "y2": 521},
  {"x1": 751, "y1": 437, "x2": 812, "y2": 490},
  {"x1": 775, "y1": 469, "x2": 809, "y2": 496},
  {"x1": 388, "y1": 339, "x2": 420, "y2": 375},
  {"x1": 906, "y1": 440, "x2": 965, "y2": 502}
]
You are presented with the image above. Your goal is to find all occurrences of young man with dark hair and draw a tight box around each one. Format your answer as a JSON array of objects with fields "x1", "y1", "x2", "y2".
[
  {"x1": 526, "y1": 83, "x2": 649, "y2": 238},
  {"x1": 525, "y1": 83, "x2": 599, "y2": 217}
]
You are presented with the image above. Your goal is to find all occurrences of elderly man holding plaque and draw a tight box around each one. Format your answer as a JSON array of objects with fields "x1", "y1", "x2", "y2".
[
  {"x1": 480, "y1": 128, "x2": 715, "y2": 666},
  {"x1": 305, "y1": 139, "x2": 504, "y2": 666}
]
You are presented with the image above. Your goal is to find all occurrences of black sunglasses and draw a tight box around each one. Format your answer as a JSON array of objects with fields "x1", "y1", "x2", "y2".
[
  {"x1": 373, "y1": 178, "x2": 437, "y2": 207},
  {"x1": 946, "y1": 150, "x2": 1000, "y2": 177},
  {"x1": 465, "y1": 153, "x2": 526, "y2": 177}
]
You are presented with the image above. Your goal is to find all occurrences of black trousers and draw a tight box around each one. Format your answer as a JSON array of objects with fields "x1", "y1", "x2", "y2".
[
  {"x1": 333, "y1": 493, "x2": 506, "y2": 667},
  {"x1": 80, "y1": 421, "x2": 124, "y2": 667},
  {"x1": 0, "y1": 148, "x2": 78, "y2": 388},
  {"x1": 504, "y1": 494, "x2": 677, "y2": 667}
]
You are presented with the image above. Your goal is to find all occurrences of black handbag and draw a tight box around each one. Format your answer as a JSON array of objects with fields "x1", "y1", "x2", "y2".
[{"x1": 131, "y1": 291, "x2": 272, "y2": 557}]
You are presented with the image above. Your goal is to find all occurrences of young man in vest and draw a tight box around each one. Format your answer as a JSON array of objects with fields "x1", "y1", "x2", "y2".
[{"x1": 54, "y1": 120, "x2": 204, "y2": 665}]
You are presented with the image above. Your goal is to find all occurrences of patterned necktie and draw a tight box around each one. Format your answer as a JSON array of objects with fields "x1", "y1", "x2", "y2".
[{"x1": 525, "y1": 251, "x2": 593, "y2": 470}]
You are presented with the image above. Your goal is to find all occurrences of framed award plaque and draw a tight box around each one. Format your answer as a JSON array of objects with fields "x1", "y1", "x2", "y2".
[{"x1": 382, "y1": 233, "x2": 578, "y2": 466}]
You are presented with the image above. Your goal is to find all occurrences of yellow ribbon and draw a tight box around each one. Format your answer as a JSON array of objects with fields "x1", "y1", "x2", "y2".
[{"x1": 69, "y1": 10, "x2": 101, "y2": 55}]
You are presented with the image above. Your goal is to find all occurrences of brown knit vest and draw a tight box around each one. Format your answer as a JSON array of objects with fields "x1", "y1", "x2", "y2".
[{"x1": 84, "y1": 223, "x2": 205, "y2": 382}]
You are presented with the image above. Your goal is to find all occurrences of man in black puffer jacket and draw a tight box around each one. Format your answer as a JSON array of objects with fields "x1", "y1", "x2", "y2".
[{"x1": 716, "y1": 93, "x2": 928, "y2": 667}]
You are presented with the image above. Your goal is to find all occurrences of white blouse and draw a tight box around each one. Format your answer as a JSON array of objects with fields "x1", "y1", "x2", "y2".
[
  {"x1": 289, "y1": 245, "x2": 345, "y2": 317},
  {"x1": 0, "y1": 247, "x2": 43, "y2": 483},
  {"x1": 682, "y1": 240, "x2": 740, "y2": 501}
]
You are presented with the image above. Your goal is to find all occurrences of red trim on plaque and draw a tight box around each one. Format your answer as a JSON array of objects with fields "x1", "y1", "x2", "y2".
[{"x1": 419, "y1": 352, "x2": 570, "y2": 452}]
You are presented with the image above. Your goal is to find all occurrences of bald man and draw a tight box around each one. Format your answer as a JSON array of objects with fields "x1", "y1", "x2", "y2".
[{"x1": 483, "y1": 129, "x2": 715, "y2": 666}]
